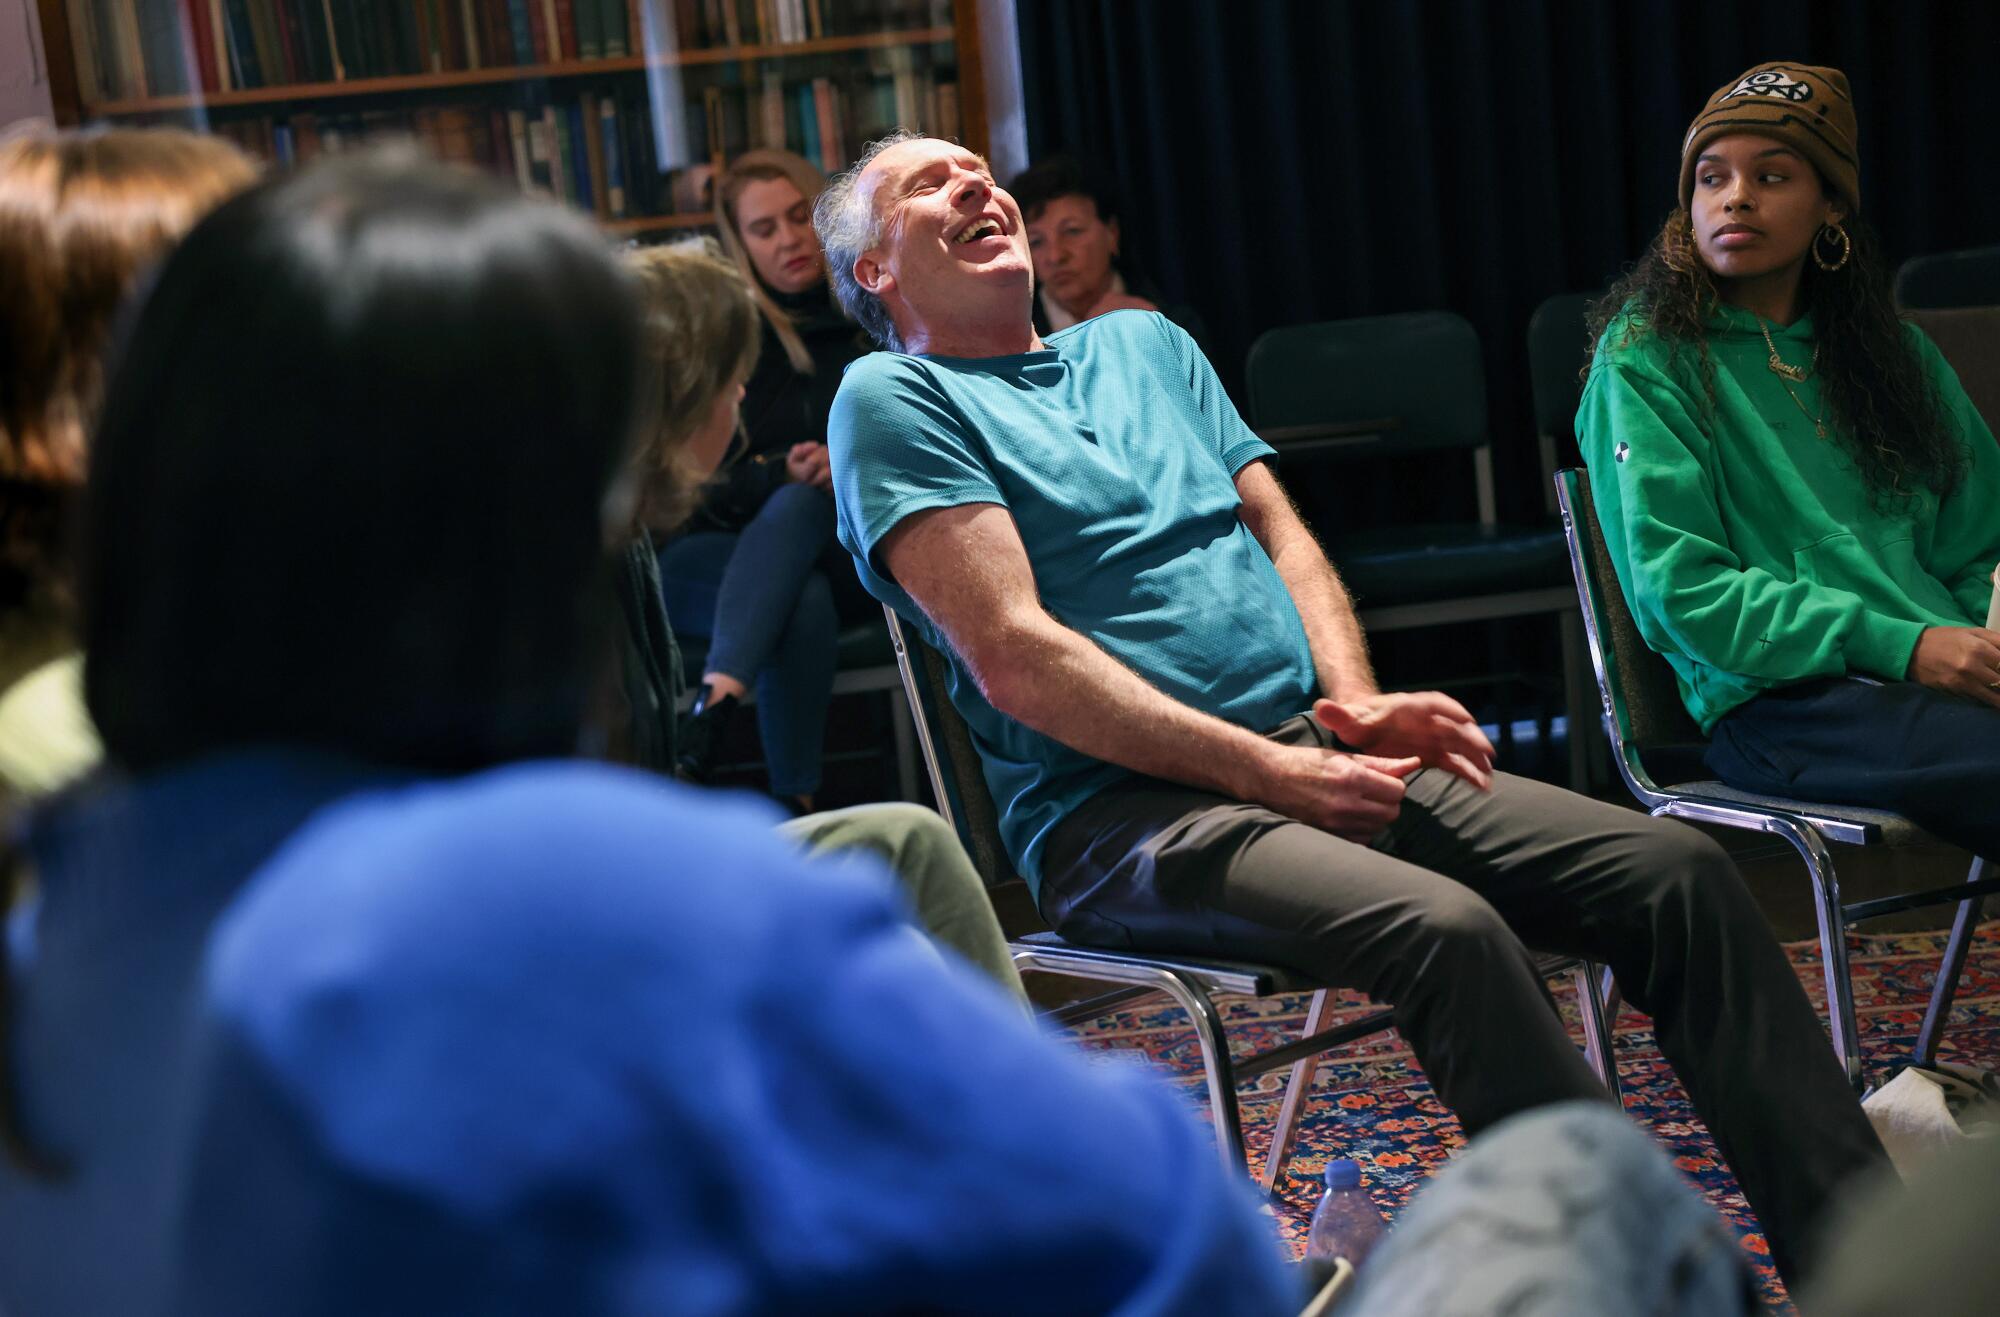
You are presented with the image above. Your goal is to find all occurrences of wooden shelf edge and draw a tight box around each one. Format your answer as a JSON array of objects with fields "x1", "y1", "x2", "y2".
[
  {"x1": 603, "y1": 212, "x2": 714, "y2": 235},
  {"x1": 82, "y1": 27, "x2": 955, "y2": 116}
]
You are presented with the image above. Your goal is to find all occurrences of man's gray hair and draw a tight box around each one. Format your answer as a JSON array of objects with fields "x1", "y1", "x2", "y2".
[{"x1": 813, "y1": 129, "x2": 922, "y2": 353}]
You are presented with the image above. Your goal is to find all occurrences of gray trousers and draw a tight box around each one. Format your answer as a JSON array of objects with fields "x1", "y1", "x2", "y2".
[{"x1": 1038, "y1": 714, "x2": 1885, "y2": 1288}]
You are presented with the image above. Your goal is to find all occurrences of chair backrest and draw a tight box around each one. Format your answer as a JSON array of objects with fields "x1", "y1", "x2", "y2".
[
  {"x1": 1907, "y1": 305, "x2": 2000, "y2": 436},
  {"x1": 1526, "y1": 292, "x2": 1599, "y2": 515},
  {"x1": 883, "y1": 605, "x2": 1023, "y2": 891},
  {"x1": 1527, "y1": 292, "x2": 1598, "y2": 442},
  {"x1": 1244, "y1": 311, "x2": 1486, "y2": 460},
  {"x1": 1895, "y1": 245, "x2": 2000, "y2": 310},
  {"x1": 1554, "y1": 469, "x2": 1707, "y2": 801}
]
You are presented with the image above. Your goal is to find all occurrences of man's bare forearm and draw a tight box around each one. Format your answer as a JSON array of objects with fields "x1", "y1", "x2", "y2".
[
  {"x1": 1237, "y1": 464, "x2": 1377, "y2": 700},
  {"x1": 955, "y1": 608, "x2": 1281, "y2": 801}
]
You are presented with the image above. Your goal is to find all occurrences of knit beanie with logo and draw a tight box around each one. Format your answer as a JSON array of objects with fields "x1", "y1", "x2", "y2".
[{"x1": 1679, "y1": 62, "x2": 1859, "y2": 211}]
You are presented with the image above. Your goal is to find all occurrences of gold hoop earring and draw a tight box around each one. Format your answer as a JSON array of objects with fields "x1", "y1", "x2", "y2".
[{"x1": 1813, "y1": 221, "x2": 1851, "y2": 272}]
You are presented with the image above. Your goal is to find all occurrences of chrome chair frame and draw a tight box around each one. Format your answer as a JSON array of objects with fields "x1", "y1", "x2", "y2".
[
  {"x1": 1556, "y1": 469, "x2": 1998, "y2": 1088},
  {"x1": 885, "y1": 603, "x2": 1620, "y2": 1184}
]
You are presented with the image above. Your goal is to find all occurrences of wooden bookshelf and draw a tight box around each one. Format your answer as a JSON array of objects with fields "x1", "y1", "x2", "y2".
[
  {"x1": 604, "y1": 210, "x2": 712, "y2": 235},
  {"x1": 83, "y1": 27, "x2": 955, "y2": 117},
  {"x1": 32, "y1": 0, "x2": 988, "y2": 243}
]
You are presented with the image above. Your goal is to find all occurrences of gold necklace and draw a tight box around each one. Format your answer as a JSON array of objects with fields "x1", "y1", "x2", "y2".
[{"x1": 1758, "y1": 319, "x2": 1828, "y2": 439}]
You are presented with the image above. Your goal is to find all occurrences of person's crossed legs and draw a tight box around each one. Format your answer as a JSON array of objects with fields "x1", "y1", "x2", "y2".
[{"x1": 1039, "y1": 713, "x2": 1885, "y2": 1288}]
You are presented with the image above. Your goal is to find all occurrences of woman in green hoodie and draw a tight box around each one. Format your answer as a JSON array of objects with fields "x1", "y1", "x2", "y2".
[{"x1": 1579, "y1": 62, "x2": 2000, "y2": 857}]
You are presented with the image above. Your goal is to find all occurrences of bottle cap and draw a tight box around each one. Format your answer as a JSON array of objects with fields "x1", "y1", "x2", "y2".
[{"x1": 1323, "y1": 1159, "x2": 1361, "y2": 1190}]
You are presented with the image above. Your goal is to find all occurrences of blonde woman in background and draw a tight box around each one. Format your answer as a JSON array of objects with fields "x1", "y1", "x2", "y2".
[
  {"x1": 620, "y1": 239, "x2": 1023, "y2": 996},
  {"x1": 0, "y1": 125, "x2": 256, "y2": 801},
  {"x1": 659, "y1": 149, "x2": 872, "y2": 801}
]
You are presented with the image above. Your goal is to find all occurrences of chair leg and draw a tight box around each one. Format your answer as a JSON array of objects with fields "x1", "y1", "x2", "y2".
[
  {"x1": 1773, "y1": 817, "x2": 1865, "y2": 1090},
  {"x1": 1572, "y1": 962, "x2": 1621, "y2": 1103},
  {"x1": 1008, "y1": 951, "x2": 1249, "y2": 1174},
  {"x1": 1147, "y1": 971, "x2": 1250, "y2": 1175},
  {"x1": 1260, "y1": 989, "x2": 1334, "y2": 1194},
  {"x1": 1913, "y1": 855, "x2": 1992, "y2": 1069}
]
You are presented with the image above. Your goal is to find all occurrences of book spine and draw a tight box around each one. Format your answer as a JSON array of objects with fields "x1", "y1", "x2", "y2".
[
  {"x1": 544, "y1": 105, "x2": 571, "y2": 201},
  {"x1": 295, "y1": 0, "x2": 328, "y2": 79},
  {"x1": 479, "y1": 0, "x2": 511, "y2": 67},
  {"x1": 578, "y1": 92, "x2": 608, "y2": 215},
  {"x1": 456, "y1": 0, "x2": 479, "y2": 66},
  {"x1": 117, "y1": 0, "x2": 150, "y2": 95},
  {"x1": 565, "y1": 103, "x2": 593, "y2": 208},
  {"x1": 321, "y1": 0, "x2": 351, "y2": 77},
  {"x1": 180, "y1": 0, "x2": 219, "y2": 89},
  {"x1": 550, "y1": 0, "x2": 574, "y2": 60},
  {"x1": 481, "y1": 105, "x2": 505, "y2": 172},
  {"x1": 572, "y1": 0, "x2": 598, "y2": 59},
  {"x1": 538, "y1": 0, "x2": 560, "y2": 59},
  {"x1": 221, "y1": 0, "x2": 259, "y2": 86},
  {"x1": 246, "y1": 0, "x2": 281, "y2": 85},
  {"x1": 524, "y1": 0, "x2": 548, "y2": 62},
  {"x1": 812, "y1": 76, "x2": 836, "y2": 173},
  {"x1": 757, "y1": 77, "x2": 781, "y2": 148},
  {"x1": 277, "y1": 0, "x2": 307, "y2": 80},
  {"x1": 389, "y1": 0, "x2": 420, "y2": 69},
  {"x1": 598, "y1": 0, "x2": 625, "y2": 57},
  {"x1": 345, "y1": 0, "x2": 374, "y2": 76},
  {"x1": 135, "y1": 0, "x2": 177, "y2": 95},
  {"x1": 504, "y1": 0, "x2": 532, "y2": 63},
  {"x1": 410, "y1": 0, "x2": 436, "y2": 72},
  {"x1": 506, "y1": 108, "x2": 533, "y2": 190},
  {"x1": 598, "y1": 96, "x2": 626, "y2": 217},
  {"x1": 177, "y1": 0, "x2": 214, "y2": 92},
  {"x1": 795, "y1": 82, "x2": 816, "y2": 165},
  {"x1": 64, "y1": 0, "x2": 103, "y2": 102},
  {"x1": 525, "y1": 112, "x2": 554, "y2": 194}
]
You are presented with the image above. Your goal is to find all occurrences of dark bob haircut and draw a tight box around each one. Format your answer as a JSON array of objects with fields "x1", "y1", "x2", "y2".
[
  {"x1": 1004, "y1": 154, "x2": 1122, "y2": 227},
  {"x1": 80, "y1": 149, "x2": 645, "y2": 773}
]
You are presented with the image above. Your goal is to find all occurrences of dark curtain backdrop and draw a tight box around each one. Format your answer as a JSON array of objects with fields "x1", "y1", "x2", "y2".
[{"x1": 1016, "y1": 0, "x2": 2000, "y2": 525}]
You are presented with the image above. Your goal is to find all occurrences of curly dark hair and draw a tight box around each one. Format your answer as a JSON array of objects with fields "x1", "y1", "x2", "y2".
[{"x1": 1586, "y1": 207, "x2": 1966, "y2": 507}]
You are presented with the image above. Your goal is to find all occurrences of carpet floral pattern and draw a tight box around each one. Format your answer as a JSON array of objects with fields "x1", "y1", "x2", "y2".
[{"x1": 1059, "y1": 922, "x2": 2000, "y2": 1312}]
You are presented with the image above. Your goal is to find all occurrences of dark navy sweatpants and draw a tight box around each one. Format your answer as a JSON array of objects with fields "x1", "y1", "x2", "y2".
[{"x1": 1707, "y1": 678, "x2": 2000, "y2": 859}]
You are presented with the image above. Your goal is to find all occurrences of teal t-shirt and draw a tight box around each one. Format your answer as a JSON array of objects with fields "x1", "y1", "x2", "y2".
[{"x1": 829, "y1": 310, "x2": 1317, "y2": 893}]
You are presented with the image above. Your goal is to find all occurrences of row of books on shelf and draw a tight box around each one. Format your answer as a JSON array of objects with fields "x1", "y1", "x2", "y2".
[
  {"x1": 704, "y1": 54, "x2": 956, "y2": 171},
  {"x1": 214, "y1": 91, "x2": 673, "y2": 216},
  {"x1": 68, "y1": 0, "x2": 953, "y2": 103},
  {"x1": 205, "y1": 67, "x2": 959, "y2": 222},
  {"x1": 683, "y1": 0, "x2": 948, "y2": 49},
  {"x1": 69, "y1": 0, "x2": 643, "y2": 100}
]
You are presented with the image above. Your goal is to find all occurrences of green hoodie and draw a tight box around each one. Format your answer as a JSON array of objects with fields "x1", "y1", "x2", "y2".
[{"x1": 1577, "y1": 302, "x2": 2000, "y2": 732}]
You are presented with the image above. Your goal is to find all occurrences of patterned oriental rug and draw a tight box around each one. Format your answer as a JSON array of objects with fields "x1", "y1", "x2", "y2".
[{"x1": 1061, "y1": 922, "x2": 2000, "y2": 1313}]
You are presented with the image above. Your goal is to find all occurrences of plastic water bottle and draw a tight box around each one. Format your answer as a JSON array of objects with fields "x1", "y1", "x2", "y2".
[{"x1": 1305, "y1": 1159, "x2": 1390, "y2": 1270}]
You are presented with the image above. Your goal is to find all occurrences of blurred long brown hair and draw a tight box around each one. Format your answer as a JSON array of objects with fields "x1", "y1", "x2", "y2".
[{"x1": 0, "y1": 125, "x2": 256, "y2": 620}]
